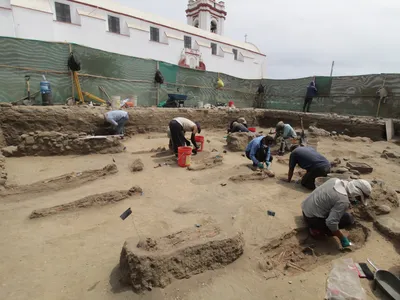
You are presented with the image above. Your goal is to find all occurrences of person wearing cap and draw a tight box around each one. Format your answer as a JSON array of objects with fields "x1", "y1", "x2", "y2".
[
  {"x1": 282, "y1": 145, "x2": 331, "y2": 190},
  {"x1": 104, "y1": 110, "x2": 129, "y2": 135},
  {"x1": 245, "y1": 135, "x2": 274, "y2": 169},
  {"x1": 168, "y1": 117, "x2": 201, "y2": 155},
  {"x1": 275, "y1": 121, "x2": 297, "y2": 155},
  {"x1": 301, "y1": 178, "x2": 372, "y2": 248},
  {"x1": 228, "y1": 117, "x2": 249, "y2": 133}
]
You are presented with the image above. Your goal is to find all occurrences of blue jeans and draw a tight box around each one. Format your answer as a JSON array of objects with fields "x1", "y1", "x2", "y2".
[{"x1": 115, "y1": 116, "x2": 128, "y2": 135}]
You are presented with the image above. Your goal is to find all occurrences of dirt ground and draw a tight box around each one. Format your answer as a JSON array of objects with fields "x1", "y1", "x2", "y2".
[{"x1": 1, "y1": 128, "x2": 400, "y2": 300}]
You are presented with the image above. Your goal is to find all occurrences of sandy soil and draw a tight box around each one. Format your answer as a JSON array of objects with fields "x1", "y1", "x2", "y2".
[{"x1": 1, "y1": 128, "x2": 400, "y2": 300}]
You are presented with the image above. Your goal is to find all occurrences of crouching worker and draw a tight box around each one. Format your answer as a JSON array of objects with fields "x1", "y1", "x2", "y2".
[
  {"x1": 283, "y1": 145, "x2": 331, "y2": 190},
  {"x1": 104, "y1": 110, "x2": 129, "y2": 135},
  {"x1": 228, "y1": 117, "x2": 249, "y2": 133},
  {"x1": 245, "y1": 136, "x2": 274, "y2": 169},
  {"x1": 301, "y1": 178, "x2": 372, "y2": 248},
  {"x1": 275, "y1": 121, "x2": 297, "y2": 155},
  {"x1": 169, "y1": 117, "x2": 201, "y2": 156}
]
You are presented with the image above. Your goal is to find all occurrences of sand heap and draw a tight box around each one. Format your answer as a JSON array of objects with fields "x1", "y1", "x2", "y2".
[
  {"x1": 226, "y1": 132, "x2": 255, "y2": 152},
  {"x1": 1, "y1": 131, "x2": 124, "y2": 157},
  {"x1": 119, "y1": 224, "x2": 244, "y2": 293}
]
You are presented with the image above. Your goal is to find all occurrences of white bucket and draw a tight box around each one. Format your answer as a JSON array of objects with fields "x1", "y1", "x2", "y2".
[
  {"x1": 197, "y1": 101, "x2": 204, "y2": 108},
  {"x1": 111, "y1": 96, "x2": 121, "y2": 110}
]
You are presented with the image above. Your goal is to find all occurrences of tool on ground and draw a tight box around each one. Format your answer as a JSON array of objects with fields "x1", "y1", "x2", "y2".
[
  {"x1": 367, "y1": 258, "x2": 400, "y2": 300},
  {"x1": 120, "y1": 207, "x2": 132, "y2": 220},
  {"x1": 99, "y1": 86, "x2": 112, "y2": 106},
  {"x1": 299, "y1": 115, "x2": 308, "y2": 146},
  {"x1": 24, "y1": 75, "x2": 31, "y2": 100},
  {"x1": 267, "y1": 210, "x2": 276, "y2": 216},
  {"x1": 358, "y1": 262, "x2": 374, "y2": 280}
]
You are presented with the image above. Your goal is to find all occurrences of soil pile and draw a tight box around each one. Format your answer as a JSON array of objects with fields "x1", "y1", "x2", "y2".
[
  {"x1": 30, "y1": 186, "x2": 142, "y2": 218},
  {"x1": 130, "y1": 159, "x2": 144, "y2": 172},
  {"x1": 1, "y1": 131, "x2": 124, "y2": 157},
  {"x1": 119, "y1": 224, "x2": 244, "y2": 293},
  {"x1": 226, "y1": 132, "x2": 254, "y2": 152}
]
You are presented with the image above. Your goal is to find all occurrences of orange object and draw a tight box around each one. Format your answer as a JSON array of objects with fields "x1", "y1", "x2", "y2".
[
  {"x1": 124, "y1": 102, "x2": 134, "y2": 107},
  {"x1": 195, "y1": 135, "x2": 205, "y2": 152},
  {"x1": 178, "y1": 146, "x2": 192, "y2": 167},
  {"x1": 248, "y1": 127, "x2": 256, "y2": 132}
]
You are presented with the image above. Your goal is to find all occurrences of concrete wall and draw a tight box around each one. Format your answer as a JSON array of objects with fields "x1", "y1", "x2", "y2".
[
  {"x1": 0, "y1": 0, "x2": 265, "y2": 79},
  {"x1": 0, "y1": 106, "x2": 393, "y2": 146}
]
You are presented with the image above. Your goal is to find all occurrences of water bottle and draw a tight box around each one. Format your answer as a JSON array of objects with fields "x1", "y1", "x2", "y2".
[{"x1": 40, "y1": 75, "x2": 53, "y2": 106}]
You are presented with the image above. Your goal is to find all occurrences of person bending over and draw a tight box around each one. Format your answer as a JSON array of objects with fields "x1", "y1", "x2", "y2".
[
  {"x1": 245, "y1": 135, "x2": 274, "y2": 169},
  {"x1": 169, "y1": 117, "x2": 201, "y2": 155}
]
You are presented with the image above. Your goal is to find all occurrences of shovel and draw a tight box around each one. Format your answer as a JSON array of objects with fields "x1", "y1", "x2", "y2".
[{"x1": 367, "y1": 259, "x2": 400, "y2": 300}]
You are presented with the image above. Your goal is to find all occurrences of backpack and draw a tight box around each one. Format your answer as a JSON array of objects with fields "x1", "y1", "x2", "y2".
[
  {"x1": 154, "y1": 70, "x2": 164, "y2": 84},
  {"x1": 68, "y1": 52, "x2": 81, "y2": 72}
]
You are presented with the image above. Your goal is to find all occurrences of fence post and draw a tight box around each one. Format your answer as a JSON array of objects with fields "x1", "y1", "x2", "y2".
[
  {"x1": 156, "y1": 61, "x2": 159, "y2": 106},
  {"x1": 69, "y1": 43, "x2": 74, "y2": 100}
]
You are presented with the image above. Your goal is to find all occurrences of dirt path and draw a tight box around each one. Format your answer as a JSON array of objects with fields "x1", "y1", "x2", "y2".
[{"x1": 0, "y1": 129, "x2": 399, "y2": 300}]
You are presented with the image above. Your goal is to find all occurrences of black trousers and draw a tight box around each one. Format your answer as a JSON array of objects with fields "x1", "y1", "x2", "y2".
[
  {"x1": 303, "y1": 97, "x2": 313, "y2": 112},
  {"x1": 301, "y1": 165, "x2": 330, "y2": 190},
  {"x1": 302, "y1": 212, "x2": 354, "y2": 236},
  {"x1": 246, "y1": 149, "x2": 273, "y2": 166},
  {"x1": 169, "y1": 120, "x2": 185, "y2": 154}
]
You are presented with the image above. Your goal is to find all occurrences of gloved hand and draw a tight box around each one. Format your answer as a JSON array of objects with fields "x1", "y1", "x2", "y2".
[
  {"x1": 340, "y1": 236, "x2": 351, "y2": 248},
  {"x1": 185, "y1": 140, "x2": 191, "y2": 146},
  {"x1": 266, "y1": 162, "x2": 271, "y2": 169},
  {"x1": 258, "y1": 162, "x2": 264, "y2": 169}
]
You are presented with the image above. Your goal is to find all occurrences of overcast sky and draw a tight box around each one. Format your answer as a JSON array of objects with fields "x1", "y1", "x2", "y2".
[{"x1": 117, "y1": 0, "x2": 400, "y2": 79}]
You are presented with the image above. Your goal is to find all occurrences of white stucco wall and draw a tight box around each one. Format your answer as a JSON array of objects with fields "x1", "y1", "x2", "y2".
[{"x1": 0, "y1": 0, "x2": 265, "y2": 79}]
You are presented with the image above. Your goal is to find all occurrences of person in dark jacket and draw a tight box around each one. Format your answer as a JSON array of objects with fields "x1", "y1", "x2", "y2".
[
  {"x1": 282, "y1": 145, "x2": 330, "y2": 190},
  {"x1": 303, "y1": 78, "x2": 317, "y2": 112},
  {"x1": 228, "y1": 117, "x2": 249, "y2": 133}
]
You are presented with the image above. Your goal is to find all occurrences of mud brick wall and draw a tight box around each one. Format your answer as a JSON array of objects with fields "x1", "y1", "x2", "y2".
[
  {"x1": 0, "y1": 155, "x2": 6, "y2": 187},
  {"x1": 1, "y1": 131, "x2": 124, "y2": 157},
  {"x1": 0, "y1": 106, "x2": 396, "y2": 145}
]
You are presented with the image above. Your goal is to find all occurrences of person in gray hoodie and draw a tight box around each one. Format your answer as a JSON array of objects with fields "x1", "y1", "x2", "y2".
[{"x1": 301, "y1": 178, "x2": 372, "y2": 248}]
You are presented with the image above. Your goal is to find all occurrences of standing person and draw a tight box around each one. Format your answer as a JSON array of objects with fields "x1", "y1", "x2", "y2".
[
  {"x1": 301, "y1": 178, "x2": 372, "y2": 248},
  {"x1": 275, "y1": 121, "x2": 297, "y2": 155},
  {"x1": 104, "y1": 110, "x2": 129, "y2": 135},
  {"x1": 245, "y1": 135, "x2": 274, "y2": 169},
  {"x1": 228, "y1": 117, "x2": 249, "y2": 133},
  {"x1": 282, "y1": 145, "x2": 330, "y2": 190},
  {"x1": 303, "y1": 77, "x2": 317, "y2": 113},
  {"x1": 169, "y1": 117, "x2": 201, "y2": 155}
]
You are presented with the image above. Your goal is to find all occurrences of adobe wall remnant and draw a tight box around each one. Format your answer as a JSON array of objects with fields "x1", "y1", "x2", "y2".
[
  {"x1": 0, "y1": 155, "x2": 7, "y2": 188},
  {"x1": 0, "y1": 106, "x2": 394, "y2": 145},
  {"x1": 119, "y1": 224, "x2": 244, "y2": 293},
  {"x1": 1, "y1": 131, "x2": 124, "y2": 157}
]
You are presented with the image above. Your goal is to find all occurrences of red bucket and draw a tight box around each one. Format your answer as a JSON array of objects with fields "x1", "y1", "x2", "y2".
[
  {"x1": 228, "y1": 101, "x2": 234, "y2": 107},
  {"x1": 177, "y1": 146, "x2": 192, "y2": 167},
  {"x1": 248, "y1": 127, "x2": 256, "y2": 132},
  {"x1": 195, "y1": 135, "x2": 204, "y2": 152}
]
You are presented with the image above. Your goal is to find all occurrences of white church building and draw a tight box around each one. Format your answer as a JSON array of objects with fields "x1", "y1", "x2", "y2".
[{"x1": 0, "y1": 0, "x2": 266, "y2": 79}]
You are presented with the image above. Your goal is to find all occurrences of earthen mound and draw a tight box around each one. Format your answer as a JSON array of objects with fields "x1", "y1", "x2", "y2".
[
  {"x1": 119, "y1": 224, "x2": 244, "y2": 293},
  {"x1": 226, "y1": 132, "x2": 254, "y2": 152}
]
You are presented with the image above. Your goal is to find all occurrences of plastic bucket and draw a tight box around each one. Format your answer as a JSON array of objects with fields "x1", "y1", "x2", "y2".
[
  {"x1": 111, "y1": 96, "x2": 121, "y2": 110},
  {"x1": 248, "y1": 127, "x2": 256, "y2": 132},
  {"x1": 197, "y1": 101, "x2": 204, "y2": 108},
  {"x1": 195, "y1": 135, "x2": 204, "y2": 152},
  {"x1": 178, "y1": 146, "x2": 192, "y2": 167},
  {"x1": 228, "y1": 101, "x2": 234, "y2": 107}
]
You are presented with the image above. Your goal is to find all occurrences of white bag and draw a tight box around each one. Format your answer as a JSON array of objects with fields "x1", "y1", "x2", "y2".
[{"x1": 326, "y1": 258, "x2": 366, "y2": 300}]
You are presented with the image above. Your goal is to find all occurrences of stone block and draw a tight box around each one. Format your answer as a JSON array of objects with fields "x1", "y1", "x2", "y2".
[{"x1": 119, "y1": 225, "x2": 244, "y2": 292}]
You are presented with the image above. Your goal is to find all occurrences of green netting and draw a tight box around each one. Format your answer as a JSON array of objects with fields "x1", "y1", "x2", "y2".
[{"x1": 0, "y1": 37, "x2": 399, "y2": 118}]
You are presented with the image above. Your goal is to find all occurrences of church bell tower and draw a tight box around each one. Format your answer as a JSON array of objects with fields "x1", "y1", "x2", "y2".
[{"x1": 186, "y1": 0, "x2": 227, "y2": 35}]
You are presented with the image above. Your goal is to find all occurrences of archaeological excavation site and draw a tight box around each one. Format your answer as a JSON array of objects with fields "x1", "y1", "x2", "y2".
[{"x1": 1, "y1": 105, "x2": 400, "y2": 300}]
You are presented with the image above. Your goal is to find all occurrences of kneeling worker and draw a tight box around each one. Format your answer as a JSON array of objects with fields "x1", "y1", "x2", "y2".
[
  {"x1": 245, "y1": 136, "x2": 274, "y2": 169},
  {"x1": 283, "y1": 145, "x2": 330, "y2": 190},
  {"x1": 169, "y1": 117, "x2": 201, "y2": 155},
  {"x1": 228, "y1": 117, "x2": 249, "y2": 133},
  {"x1": 302, "y1": 178, "x2": 372, "y2": 248},
  {"x1": 104, "y1": 110, "x2": 129, "y2": 135},
  {"x1": 275, "y1": 121, "x2": 297, "y2": 154}
]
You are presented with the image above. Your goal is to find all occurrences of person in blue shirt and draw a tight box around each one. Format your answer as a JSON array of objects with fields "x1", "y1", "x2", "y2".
[
  {"x1": 303, "y1": 78, "x2": 317, "y2": 112},
  {"x1": 282, "y1": 145, "x2": 331, "y2": 190},
  {"x1": 104, "y1": 110, "x2": 129, "y2": 135},
  {"x1": 275, "y1": 121, "x2": 297, "y2": 155},
  {"x1": 245, "y1": 135, "x2": 274, "y2": 169}
]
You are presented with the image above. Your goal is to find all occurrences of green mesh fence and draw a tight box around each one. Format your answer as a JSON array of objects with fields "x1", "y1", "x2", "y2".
[{"x1": 0, "y1": 37, "x2": 399, "y2": 118}]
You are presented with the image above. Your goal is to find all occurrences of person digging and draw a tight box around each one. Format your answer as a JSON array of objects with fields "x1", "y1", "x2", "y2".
[
  {"x1": 245, "y1": 135, "x2": 274, "y2": 170},
  {"x1": 103, "y1": 110, "x2": 129, "y2": 135},
  {"x1": 281, "y1": 145, "x2": 331, "y2": 190},
  {"x1": 227, "y1": 117, "x2": 249, "y2": 133},
  {"x1": 168, "y1": 117, "x2": 201, "y2": 156},
  {"x1": 275, "y1": 121, "x2": 297, "y2": 155},
  {"x1": 301, "y1": 178, "x2": 372, "y2": 248}
]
